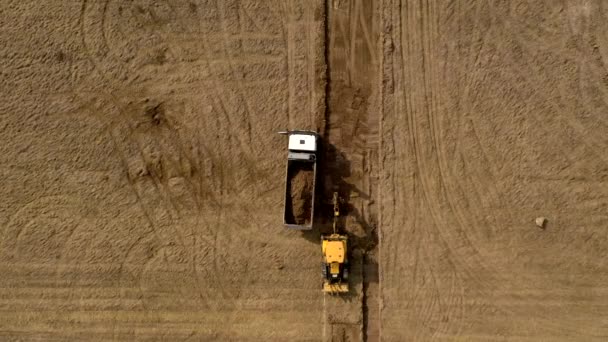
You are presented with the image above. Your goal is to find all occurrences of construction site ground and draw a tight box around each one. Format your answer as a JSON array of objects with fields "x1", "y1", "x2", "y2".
[{"x1": 1, "y1": 0, "x2": 608, "y2": 341}]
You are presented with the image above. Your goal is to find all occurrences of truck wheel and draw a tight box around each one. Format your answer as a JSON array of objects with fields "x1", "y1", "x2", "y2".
[
  {"x1": 343, "y1": 268, "x2": 349, "y2": 280},
  {"x1": 322, "y1": 264, "x2": 327, "y2": 278}
]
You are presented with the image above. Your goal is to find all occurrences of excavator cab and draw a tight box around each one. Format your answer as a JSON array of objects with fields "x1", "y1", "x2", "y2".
[{"x1": 322, "y1": 234, "x2": 349, "y2": 293}]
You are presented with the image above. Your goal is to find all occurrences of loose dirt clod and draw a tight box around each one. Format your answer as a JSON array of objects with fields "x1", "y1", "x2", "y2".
[
  {"x1": 289, "y1": 168, "x2": 314, "y2": 225},
  {"x1": 535, "y1": 217, "x2": 547, "y2": 229},
  {"x1": 144, "y1": 102, "x2": 166, "y2": 125}
]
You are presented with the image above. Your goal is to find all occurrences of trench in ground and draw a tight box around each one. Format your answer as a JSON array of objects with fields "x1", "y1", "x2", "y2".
[{"x1": 323, "y1": 0, "x2": 381, "y2": 341}]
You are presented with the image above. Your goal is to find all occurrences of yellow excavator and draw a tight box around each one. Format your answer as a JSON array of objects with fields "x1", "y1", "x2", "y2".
[{"x1": 321, "y1": 192, "x2": 349, "y2": 294}]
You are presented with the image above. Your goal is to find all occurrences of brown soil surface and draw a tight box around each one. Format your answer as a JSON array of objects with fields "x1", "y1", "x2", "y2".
[
  {"x1": 379, "y1": 0, "x2": 608, "y2": 341},
  {"x1": 288, "y1": 165, "x2": 314, "y2": 225},
  {"x1": 324, "y1": 0, "x2": 381, "y2": 340},
  {"x1": 2, "y1": 0, "x2": 608, "y2": 341},
  {"x1": 0, "y1": 1, "x2": 327, "y2": 341}
]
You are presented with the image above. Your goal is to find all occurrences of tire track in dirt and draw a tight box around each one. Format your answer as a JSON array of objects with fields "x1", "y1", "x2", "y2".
[
  {"x1": 194, "y1": 3, "x2": 308, "y2": 310},
  {"x1": 435, "y1": 3, "x2": 599, "y2": 338},
  {"x1": 3, "y1": 183, "x2": 162, "y2": 337},
  {"x1": 397, "y1": 1, "x2": 467, "y2": 337},
  {"x1": 493, "y1": 2, "x2": 608, "y2": 168},
  {"x1": 81, "y1": 0, "x2": 152, "y2": 89},
  {"x1": 570, "y1": 3, "x2": 608, "y2": 120},
  {"x1": 569, "y1": 12, "x2": 608, "y2": 143},
  {"x1": 305, "y1": 2, "x2": 314, "y2": 130},
  {"x1": 36, "y1": 98, "x2": 173, "y2": 315},
  {"x1": 100, "y1": 0, "x2": 114, "y2": 60},
  {"x1": 428, "y1": 0, "x2": 517, "y2": 289},
  {"x1": 418, "y1": 1, "x2": 469, "y2": 337},
  {"x1": 596, "y1": 2, "x2": 608, "y2": 78},
  {"x1": 70, "y1": 89, "x2": 227, "y2": 318},
  {"x1": 78, "y1": 0, "x2": 318, "y2": 334},
  {"x1": 476, "y1": 3, "x2": 608, "y2": 338},
  {"x1": 495, "y1": 7, "x2": 608, "y2": 170},
  {"x1": 165, "y1": 6, "x2": 274, "y2": 305},
  {"x1": 424, "y1": 0, "x2": 498, "y2": 280},
  {"x1": 2, "y1": 196, "x2": 85, "y2": 281},
  {"x1": 3, "y1": 1, "x2": 324, "y2": 340},
  {"x1": 382, "y1": 0, "x2": 527, "y2": 339},
  {"x1": 427, "y1": 1, "x2": 517, "y2": 329},
  {"x1": 381, "y1": 1, "x2": 608, "y2": 339},
  {"x1": 147, "y1": 119, "x2": 228, "y2": 308},
  {"x1": 83, "y1": 1, "x2": 230, "y2": 93},
  {"x1": 378, "y1": 3, "x2": 405, "y2": 339},
  {"x1": 176, "y1": 5, "x2": 285, "y2": 172},
  {"x1": 178, "y1": 0, "x2": 326, "y2": 328},
  {"x1": 216, "y1": 0, "x2": 255, "y2": 147},
  {"x1": 189, "y1": 6, "x2": 320, "y2": 320},
  {"x1": 448, "y1": 1, "x2": 525, "y2": 254},
  {"x1": 400, "y1": 3, "x2": 448, "y2": 337},
  {"x1": 80, "y1": 0, "x2": 118, "y2": 91},
  {"x1": 142, "y1": 115, "x2": 242, "y2": 317},
  {"x1": 285, "y1": 0, "x2": 297, "y2": 129}
]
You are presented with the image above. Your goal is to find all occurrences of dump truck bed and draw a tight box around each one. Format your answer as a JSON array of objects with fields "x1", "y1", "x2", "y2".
[
  {"x1": 284, "y1": 158, "x2": 316, "y2": 229},
  {"x1": 280, "y1": 131, "x2": 319, "y2": 230}
]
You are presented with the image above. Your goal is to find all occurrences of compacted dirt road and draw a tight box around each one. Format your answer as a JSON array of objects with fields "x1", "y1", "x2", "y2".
[{"x1": 1, "y1": 0, "x2": 608, "y2": 341}]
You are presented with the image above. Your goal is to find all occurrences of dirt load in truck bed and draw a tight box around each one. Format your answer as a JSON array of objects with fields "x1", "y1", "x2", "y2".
[{"x1": 286, "y1": 163, "x2": 314, "y2": 225}]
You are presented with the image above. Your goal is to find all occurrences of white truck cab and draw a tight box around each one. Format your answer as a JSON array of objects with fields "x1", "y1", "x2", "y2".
[{"x1": 288, "y1": 133, "x2": 317, "y2": 152}]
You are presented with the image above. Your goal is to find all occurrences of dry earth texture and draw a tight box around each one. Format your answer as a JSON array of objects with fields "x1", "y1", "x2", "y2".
[
  {"x1": 1, "y1": 1, "x2": 328, "y2": 341},
  {"x1": 379, "y1": 0, "x2": 608, "y2": 341},
  {"x1": 1, "y1": 0, "x2": 608, "y2": 341}
]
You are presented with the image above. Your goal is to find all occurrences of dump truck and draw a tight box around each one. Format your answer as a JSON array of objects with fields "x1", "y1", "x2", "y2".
[
  {"x1": 278, "y1": 130, "x2": 319, "y2": 230},
  {"x1": 322, "y1": 192, "x2": 349, "y2": 293}
]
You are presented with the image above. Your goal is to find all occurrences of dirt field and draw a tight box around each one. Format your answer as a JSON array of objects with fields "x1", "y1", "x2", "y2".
[
  {"x1": 379, "y1": 0, "x2": 608, "y2": 340},
  {"x1": 0, "y1": 1, "x2": 327, "y2": 340},
  {"x1": 1, "y1": 0, "x2": 608, "y2": 341}
]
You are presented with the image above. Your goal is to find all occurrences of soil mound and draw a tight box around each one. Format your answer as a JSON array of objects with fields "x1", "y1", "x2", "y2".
[{"x1": 289, "y1": 168, "x2": 314, "y2": 225}]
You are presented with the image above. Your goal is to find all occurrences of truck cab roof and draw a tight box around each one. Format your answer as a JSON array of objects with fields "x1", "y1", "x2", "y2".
[{"x1": 288, "y1": 133, "x2": 317, "y2": 152}]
